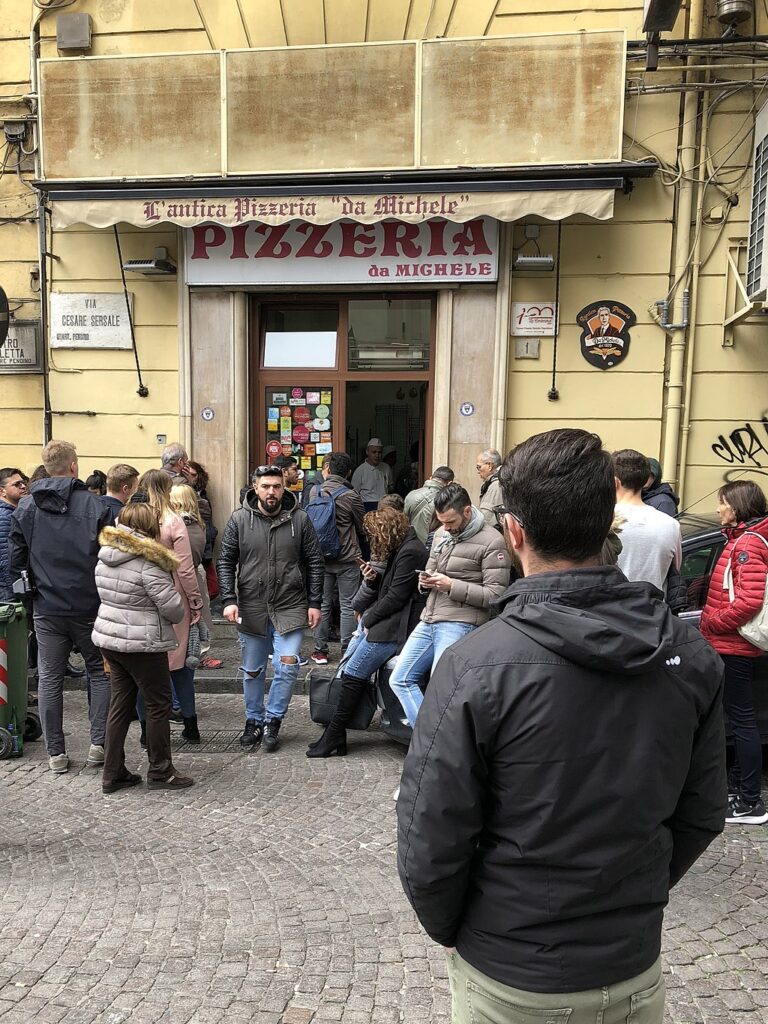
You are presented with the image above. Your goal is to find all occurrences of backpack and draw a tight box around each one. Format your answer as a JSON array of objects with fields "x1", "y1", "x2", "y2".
[{"x1": 304, "y1": 485, "x2": 347, "y2": 559}]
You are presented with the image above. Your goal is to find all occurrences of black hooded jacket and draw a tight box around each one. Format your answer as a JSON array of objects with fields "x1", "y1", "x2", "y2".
[
  {"x1": 643, "y1": 481, "x2": 680, "y2": 518},
  {"x1": 9, "y1": 477, "x2": 114, "y2": 618},
  {"x1": 397, "y1": 564, "x2": 726, "y2": 994}
]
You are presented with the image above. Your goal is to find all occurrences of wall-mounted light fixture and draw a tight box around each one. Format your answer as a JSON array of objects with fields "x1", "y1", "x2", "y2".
[
  {"x1": 122, "y1": 246, "x2": 177, "y2": 276},
  {"x1": 513, "y1": 254, "x2": 555, "y2": 272}
]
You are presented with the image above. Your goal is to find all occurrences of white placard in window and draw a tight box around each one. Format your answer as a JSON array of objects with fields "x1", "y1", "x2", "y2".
[{"x1": 263, "y1": 331, "x2": 337, "y2": 368}]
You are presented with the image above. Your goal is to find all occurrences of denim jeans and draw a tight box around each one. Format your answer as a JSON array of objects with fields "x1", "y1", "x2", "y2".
[
  {"x1": 314, "y1": 563, "x2": 361, "y2": 653},
  {"x1": 389, "y1": 620, "x2": 474, "y2": 727},
  {"x1": 447, "y1": 952, "x2": 664, "y2": 1024},
  {"x1": 344, "y1": 634, "x2": 398, "y2": 680},
  {"x1": 240, "y1": 624, "x2": 304, "y2": 723},
  {"x1": 722, "y1": 654, "x2": 762, "y2": 803}
]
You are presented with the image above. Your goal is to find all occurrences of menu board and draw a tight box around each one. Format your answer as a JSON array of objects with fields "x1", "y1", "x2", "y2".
[{"x1": 265, "y1": 386, "x2": 333, "y2": 494}]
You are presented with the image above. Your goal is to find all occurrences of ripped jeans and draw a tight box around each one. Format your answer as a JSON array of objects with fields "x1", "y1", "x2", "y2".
[{"x1": 239, "y1": 624, "x2": 305, "y2": 724}]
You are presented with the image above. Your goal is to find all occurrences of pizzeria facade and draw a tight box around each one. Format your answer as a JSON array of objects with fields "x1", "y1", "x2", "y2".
[{"x1": 1, "y1": 0, "x2": 767, "y2": 525}]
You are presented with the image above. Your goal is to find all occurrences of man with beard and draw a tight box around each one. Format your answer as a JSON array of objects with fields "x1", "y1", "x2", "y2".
[
  {"x1": 218, "y1": 465, "x2": 324, "y2": 752},
  {"x1": 388, "y1": 482, "x2": 510, "y2": 729},
  {"x1": 396, "y1": 429, "x2": 726, "y2": 1024}
]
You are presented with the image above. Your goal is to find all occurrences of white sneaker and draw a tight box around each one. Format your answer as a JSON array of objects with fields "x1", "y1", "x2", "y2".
[
  {"x1": 49, "y1": 753, "x2": 69, "y2": 773},
  {"x1": 86, "y1": 744, "x2": 105, "y2": 766},
  {"x1": 392, "y1": 785, "x2": 400, "y2": 802}
]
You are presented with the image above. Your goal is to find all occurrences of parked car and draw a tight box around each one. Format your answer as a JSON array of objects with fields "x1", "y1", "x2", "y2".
[{"x1": 375, "y1": 513, "x2": 768, "y2": 746}]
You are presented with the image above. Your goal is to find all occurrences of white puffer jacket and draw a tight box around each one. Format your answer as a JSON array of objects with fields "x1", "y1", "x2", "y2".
[{"x1": 92, "y1": 526, "x2": 184, "y2": 653}]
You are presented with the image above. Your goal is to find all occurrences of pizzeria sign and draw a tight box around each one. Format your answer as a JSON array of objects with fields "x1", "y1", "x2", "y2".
[{"x1": 184, "y1": 217, "x2": 499, "y2": 286}]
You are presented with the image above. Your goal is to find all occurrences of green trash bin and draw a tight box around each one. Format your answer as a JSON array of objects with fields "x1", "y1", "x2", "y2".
[{"x1": 0, "y1": 602, "x2": 37, "y2": 758}]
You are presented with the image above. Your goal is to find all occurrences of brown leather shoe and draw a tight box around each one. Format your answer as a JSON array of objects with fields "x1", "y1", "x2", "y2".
[{"x1": 146, "y1": 774, "x2": 194, "y2": 790}]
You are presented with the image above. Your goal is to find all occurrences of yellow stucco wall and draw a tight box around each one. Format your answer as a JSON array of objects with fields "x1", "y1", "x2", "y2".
[{"x1": 2, "y1": 0, "x2": 767, "y2": 510}]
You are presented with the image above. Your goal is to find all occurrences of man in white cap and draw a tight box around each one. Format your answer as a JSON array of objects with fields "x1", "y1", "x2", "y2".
[{"x1": 351, "y1": 438, "x2": 391, "y2": 511}]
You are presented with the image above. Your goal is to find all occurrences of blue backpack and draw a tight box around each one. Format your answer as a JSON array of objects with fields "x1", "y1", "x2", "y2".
[{"x1": 304, "y1": 485, "x2": 347, "y2": 559}]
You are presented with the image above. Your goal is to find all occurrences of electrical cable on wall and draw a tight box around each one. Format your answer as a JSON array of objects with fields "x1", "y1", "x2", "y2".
[
  {"x1": 547, "y1": 223, "x2": 563, "y2": 402},
  {"x1": 113, "y1": 226, "x2": 149, "y2": 398}
]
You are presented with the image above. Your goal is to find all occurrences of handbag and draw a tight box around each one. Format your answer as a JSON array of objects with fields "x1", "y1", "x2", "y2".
[
  {"x1": 308, "y1": 669, "x2": 377, "y2": 731},
  {"x1": 724, "y1": 531, "x2": 768, "y2": 651}
]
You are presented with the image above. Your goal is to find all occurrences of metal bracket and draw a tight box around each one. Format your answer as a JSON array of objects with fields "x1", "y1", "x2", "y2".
[{"x1": 722, "y1": 239, "x2": 767, "y2": 347}]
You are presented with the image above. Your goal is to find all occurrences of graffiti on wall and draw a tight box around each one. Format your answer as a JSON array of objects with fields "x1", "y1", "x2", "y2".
[{"x1": 712, "y1": 418, "x2": 768, "y2": 477}]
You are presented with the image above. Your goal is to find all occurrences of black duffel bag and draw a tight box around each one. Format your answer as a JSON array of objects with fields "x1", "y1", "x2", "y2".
[{"x1": 308, "y1": 671, "x2": 377, "y2": 731}]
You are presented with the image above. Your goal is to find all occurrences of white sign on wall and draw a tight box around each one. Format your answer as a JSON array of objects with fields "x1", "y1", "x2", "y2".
[
  {"x1": 184, "y1": 218, "x2": 499, "y2": 286},
  {"x1": 510, "y1": 302, "x2": 558, "y2": 337},
  {"x1": 50, "y1": 292, "x2": 133, "y2": 349},
  {"x1": 0, "y1": 321, "x2": 42, "y2": 373}
]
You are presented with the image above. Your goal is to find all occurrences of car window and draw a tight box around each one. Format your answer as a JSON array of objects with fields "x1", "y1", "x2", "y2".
[{"x1": 680, "y1": 541, "x2": 723, "y2": 612}]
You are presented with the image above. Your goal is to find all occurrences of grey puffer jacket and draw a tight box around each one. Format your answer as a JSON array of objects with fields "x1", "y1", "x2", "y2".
[
  {"x1": 92, "y1": 526, "x2": 184, "y2": 653},
  {"x1": 422, "y1": 517, "x2": 511, "y2": 627}
]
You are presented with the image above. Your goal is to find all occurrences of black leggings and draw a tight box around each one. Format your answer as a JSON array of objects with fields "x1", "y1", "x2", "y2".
[{"x1": 722, "y1": 654, "x2": 762, "y2": 804}]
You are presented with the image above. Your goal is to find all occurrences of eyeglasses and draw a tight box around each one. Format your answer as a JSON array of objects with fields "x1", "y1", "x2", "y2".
[
  {"x1": 252, "y1": 465, "x2": 284, "y2": 480},
  {"x1": 493, "y1": 505, "x2": 523, "y2": 530},
  {"x1": 475, "y1": 462, "x2": 490, "y2": 472}
]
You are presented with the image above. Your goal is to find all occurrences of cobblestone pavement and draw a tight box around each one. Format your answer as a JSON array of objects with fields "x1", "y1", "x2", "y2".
[{"x1": 1, "y1": 692, "x2": 767, "y2": 1024}]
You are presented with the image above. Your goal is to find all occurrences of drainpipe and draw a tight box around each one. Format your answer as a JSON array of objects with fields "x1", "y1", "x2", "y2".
[
  {"x1": 660, "y1": 0, "x2": 705, "y2": 490},
  {"x1": 676, "y1": 77, "x2": 712, "y2": 507}
]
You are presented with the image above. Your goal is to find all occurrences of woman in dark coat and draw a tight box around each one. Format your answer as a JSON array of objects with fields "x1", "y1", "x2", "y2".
[{"x1": 307, "y1": 507, "x2": 427, "y2": 758}]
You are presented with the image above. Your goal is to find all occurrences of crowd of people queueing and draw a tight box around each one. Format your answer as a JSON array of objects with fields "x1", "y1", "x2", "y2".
[{"x1": 0, "y1": 436, "x2": 766, "y2": 827}]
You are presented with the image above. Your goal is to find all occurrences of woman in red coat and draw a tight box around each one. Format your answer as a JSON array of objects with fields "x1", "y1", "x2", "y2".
[{"x1": 701, "y1": 480, "x2": 768, "y2": 825}]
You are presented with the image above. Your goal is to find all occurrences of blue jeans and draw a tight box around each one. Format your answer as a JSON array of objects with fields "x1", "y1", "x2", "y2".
[
  {"x1": 344, "y1": 633, "x2": 398, "y2": 680},
  {"x1": 240, "y1": 625, "x2": 304, "y2": 723},
  {"x1": 389, "y1": 620, "x2": 474, "y2": 727}
]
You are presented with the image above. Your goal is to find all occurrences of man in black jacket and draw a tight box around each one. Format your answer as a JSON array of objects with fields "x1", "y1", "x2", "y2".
[
  {"x1": 397, "y1": 428, "x2": 726, "y2": 1023},
  {"x1": 218, "y1": 464, "x2": 324, "y2": 753},
  {"x1": 9, "y1": 439, "x2": 114, "y2": 774}
]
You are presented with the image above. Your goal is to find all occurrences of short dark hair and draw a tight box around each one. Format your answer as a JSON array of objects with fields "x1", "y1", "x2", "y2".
[
  {"x1": 719, "y1": 480, "x2": 767, "y2": 523},
  {"x1": 252, "y1": 465, "x2": 283, "y2": 483},
  {"x1": 378, "y1": 493, "x2": 405, "y2": 512},
  {"x1": 431, "y1": 466, "x2": 454, "y2": 484},
  {"x1": 612, "y1": 449, "x2": 651, "y2": 494},
  {"x1": 273, "y1": 455, "x2": 297, "y2": 470},
  {"x1": 0, "y1": 467, "x2": 25, "y2": 488},
  {"x1": 434, "y1": 482, "x2": 471, "y2": 515},
  {"x1": 328, "y1": 452, "x2": 353, "y2": 479},
  {"x1": 500, "y1": 429, "x2": 614, "y2": 561}
]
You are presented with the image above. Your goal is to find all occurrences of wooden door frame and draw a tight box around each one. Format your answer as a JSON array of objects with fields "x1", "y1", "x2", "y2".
[{"x1": 249, "y1": 293, "x2": 436, "y2": 482}]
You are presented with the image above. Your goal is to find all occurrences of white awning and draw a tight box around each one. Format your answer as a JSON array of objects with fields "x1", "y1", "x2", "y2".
[{"x1": 50, "y1": 187, "x2": 615, "y2": 230}]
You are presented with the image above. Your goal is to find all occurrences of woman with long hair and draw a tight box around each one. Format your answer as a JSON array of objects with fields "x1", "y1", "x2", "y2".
[
  {"x1": 93, "y1": 502, "x2": 192, "y2": 791},
  {"x1": 307, "y1": 507, "x2": 427, "y2": 758},
  {"x1": 170, "y1": 482, "x2": 218, "y2": 663},
  {"x1": 138, "y1": 470, "x2": 203, "y2": 742},
  {"x1": 701, "y1": 479, "x2": 768, "y2": 825}
]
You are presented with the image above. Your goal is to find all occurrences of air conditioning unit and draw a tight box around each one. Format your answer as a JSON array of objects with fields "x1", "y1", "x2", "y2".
[{"x1": 746, "y1": 100, "x2": 768, "y2": 301}]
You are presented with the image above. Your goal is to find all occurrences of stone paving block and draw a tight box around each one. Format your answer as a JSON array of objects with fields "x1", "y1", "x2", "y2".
[{"x1": 1, "y1": 693, "x2": 766, "y2": 1024}]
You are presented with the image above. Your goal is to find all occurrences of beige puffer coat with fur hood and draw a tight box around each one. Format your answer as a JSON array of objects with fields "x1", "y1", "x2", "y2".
[{"x1": 92, "y1": 526, "x2": 185, "y2": 653}]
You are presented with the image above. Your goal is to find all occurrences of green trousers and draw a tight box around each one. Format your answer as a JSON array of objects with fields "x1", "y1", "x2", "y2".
[{"x1": 446, "y1": 952, "x2": 664, "y2": 1024}]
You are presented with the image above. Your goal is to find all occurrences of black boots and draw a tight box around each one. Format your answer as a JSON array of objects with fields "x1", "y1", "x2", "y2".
[
  {"x1": 263, "y1": 719, "x2": 281, "y2": 753},
  {"x1": 182, "y1": 715, "x2": 200, "y2": 744},
  {"x1": 139, "y1": 720, "x2": 147, "y2": 749},
  {"x1": 306, "y1": 675, "x2": 368, "y2": 758}
]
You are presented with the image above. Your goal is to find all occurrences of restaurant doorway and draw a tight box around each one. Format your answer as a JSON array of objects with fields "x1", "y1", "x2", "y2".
[{"x1": 251, "y1": 295, "x2": 435, "y2": 502}]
